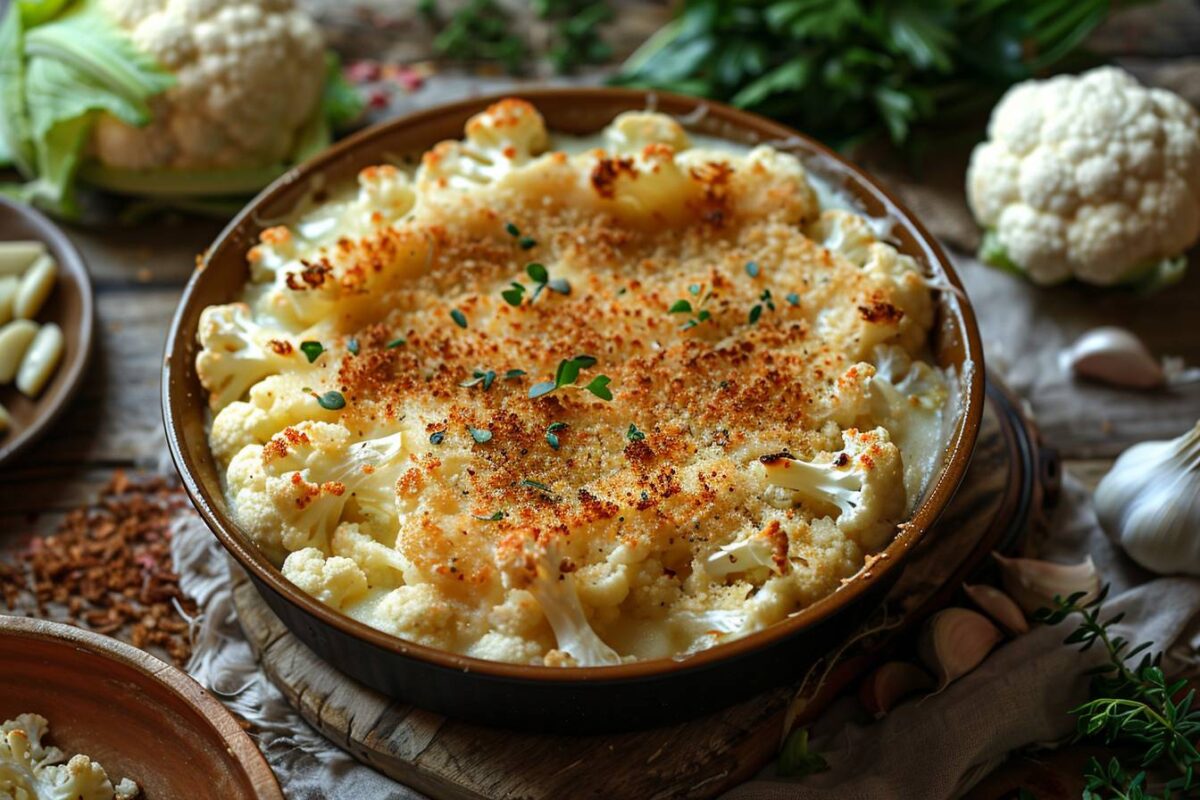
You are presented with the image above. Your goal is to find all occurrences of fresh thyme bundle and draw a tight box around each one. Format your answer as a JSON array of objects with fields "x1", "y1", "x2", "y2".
[
  {"x1": 614, "y1": 0, "x2": 1130, "y2": 149},
  {"x1": 1038, "y1": 587, "x2": 1200, "y2": 799}
]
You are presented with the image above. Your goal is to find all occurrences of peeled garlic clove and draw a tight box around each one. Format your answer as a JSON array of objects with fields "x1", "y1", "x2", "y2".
[
  {"x1": 992, "y1": 552, "x2": 1100, "y2": 615},
  {"x1": 1060, "y1": 326, "x2": 1163, "y2": 389},
  {"x1": 918, "y1": 607, "x2": 1002, "y2": 688},
  {"x1": 962, "y1": 583, "x2": 1029, "y2": 635},
  {"x1": 1096, "y1": 421, "x2": 1200, "y2": 575},
  {"x1": 858, "y1": 660, "x2": 935, "y2": 717}
]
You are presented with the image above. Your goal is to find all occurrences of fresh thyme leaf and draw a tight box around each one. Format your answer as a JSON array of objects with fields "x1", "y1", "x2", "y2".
[
  {"x1": 386, "y1": 337, "x2": 406, "y2": 349},
  {"x1": 571, "y1": 354, "x2": 598, "y2": 370},
  {"x1": 504, "y1": 369, "x2": 526, "y2": 380},
  {"x1": 505, "y1": 222, "x2": 520, "y2": 237},
  {"x1": 300, "y1": 341, "x2": 324, "y2": 363},
  {"x1": 547, "y1": 277, "x2": 571, "y2": 295},
  {"x1": 786, "y1": 292, "x2": 800, "y2": 306},
  {"x1": 482, "y1": 370, "x2": 497, "y2": 390},
  {"x1": 502, "y1": 282, "x2": 526, "y2": 307},
  {"x1": 460, "y1": 369, "x2": 497, "y2": 390},
  {"x1": 526, "y1": 262, "x2": 549, "y2": 283},
  {"x1": 545, "y1": 421, "x2": 567, "y2": 449},
  {"x1": 760, "y1": 288, "x2": 776, "y2": 311},
  {"x1": 347, "y1": 337, "x2": 360, "y2": 356},
  {"x1": 451, "y1": 308, "x2": 468, "y2": 328},
  {"x1": 583, "y1": 374, "x2": 613, "y2": 401},
  {"x1": 688, "y1": 283, "x2": 701, "y2": 296},
  {"x1": 529, "y1": 381, "x2": 556, "y2": 399},
  {"x1": 745, "y1": 261, "x2": 761, "y2": 278},
  {"x1": 626, "y1": 423, "x2": 645, "y2": 442},
  {"x1": 668, "y1": 299, "x2": 693, "y2": 314},
  {"x1": 748, "y1": 304, "x2": 763, "y2": 325},
  {"x1": 519, "y1": 236, "x2": 537, "y2": 250},
  {"x1": 520, "y1": 478, "x2": 552, "y2": 493},
  {"x1": 697, "y1": 309, "x2": 711, "y2": 321},
  {"x1": 429, "y1": 430, "x2": 446, "y2": 445},
  {"x1": 469, "y1": 426, "x2": 492, "y2": 443},
  {"x1": 474, "y1": 510, "x2": 505, "y2": 522},
  {"x1": 315, "y1": 390, "x2": 346, "y2": 410}
]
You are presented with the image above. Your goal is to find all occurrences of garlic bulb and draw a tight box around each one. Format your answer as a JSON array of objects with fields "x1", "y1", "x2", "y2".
[{"x1": 1095, "y1": 421, "x2": 1200, "y2": 575}]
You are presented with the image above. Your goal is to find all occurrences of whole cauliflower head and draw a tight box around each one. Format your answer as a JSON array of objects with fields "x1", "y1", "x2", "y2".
[
  {"x1": 967, "y1": 67, "x2": 1200, "y2": 286},
  {"x1": 91, "y1": 0, "x2": 326, "y2": 170}
]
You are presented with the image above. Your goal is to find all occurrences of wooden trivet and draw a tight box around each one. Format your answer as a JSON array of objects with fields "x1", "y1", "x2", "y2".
[{"x1": 231, "y1": 376, "x2": 1056, "y2": 799}]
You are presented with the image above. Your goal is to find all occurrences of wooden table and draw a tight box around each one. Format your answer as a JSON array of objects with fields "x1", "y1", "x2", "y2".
[{"x1": 0, "y1": 1, "x2": 1198, "y2": 796}]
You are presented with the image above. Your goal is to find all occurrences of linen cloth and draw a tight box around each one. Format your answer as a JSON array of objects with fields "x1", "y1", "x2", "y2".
[{"x1": 171, "y1": 471, "x2": 1200, "y2": 800}]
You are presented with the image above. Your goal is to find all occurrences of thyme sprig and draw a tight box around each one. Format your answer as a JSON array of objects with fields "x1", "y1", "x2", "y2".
[
  {"x1": 669, "y1": 283, "x2": 713, "y2": 330},
  {"x1": 503, "y1": 262, "x2": 570, "y2": 306},
  {"x1": 1036, "y1": 586, "x2": 1200, "y2": 799},
  {"x1": 529, "y1": 355, "x2": 613, "y2": 401}
]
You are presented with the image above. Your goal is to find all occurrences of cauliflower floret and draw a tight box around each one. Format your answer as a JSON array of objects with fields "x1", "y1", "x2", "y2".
[
  {"x1": 209, "y1": 373, "x2": 339, "y2": 465},
  {"x1": 373, "y1": 583, "x2": 464, "y2": 651},
  {"x1": 805, "y1": 209, "x2": 879, "y2": 265},
  {"x1": 330, "y1": 523, "x2": 410, "y2": 589},
  {"x1": 967, "y1": 66, "x2": 1200, "y2": 287},
  {"x1": 703, "y1": 520, "x2": 790, "y2": 580},
  {"x1": 92, "y1": 0, "x2": 325, "y2": 171},
  {"x1": 603, "y1": 111, "x2": 690, "y2": 154},
  {"x1": 226, "y1": 422, "x2": 405, "y2": 556},
  {"x1": 418, "y1": 99, "x2": 549, "y2": 191},
  {"x1": 195, "y1": 303, "x2": 305, "y2": 411},
  {"x1": 754, "y1": 427, "x2": 905, "y2": 550},
  {"x1": 281, "y1": 548, "x2": 368, "y2": 609},
  {"x1": 0, "y1": 714, "x2": 138, "y2": 800},
  {"x1": 496, "y1": 532, "x2": 621, "y2": 667}
]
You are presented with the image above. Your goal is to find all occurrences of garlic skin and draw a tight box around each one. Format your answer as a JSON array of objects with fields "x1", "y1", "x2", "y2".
[
  {"x1": 1059, "y1": 326, "x2": 1164, "y2": 389},
  {"x1": 962, "y1": 583, "x2": 1029, "y2": 635},
  {"x1": 992, "y1": 552, "x2": 1100, "y2": 614},
  {"x1": 858, "y1": 661, "x2": 934, "y2": 717},
  {"x1": 1095, "y1": 421, "x2": 1200, "y2": 575}
]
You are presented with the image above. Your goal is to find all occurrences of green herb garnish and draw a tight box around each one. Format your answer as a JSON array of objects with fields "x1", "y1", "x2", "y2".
[
  {"x1": 430, "y1": 430, "x2": 446, "y2": 445},
  {"x1": 670, "y1": 284, "x2": 714, "y2": 330},
  {"x1": 469, "y1": 426, "x2": 493, "y2": 443},
  {"x1": 518, "y1": 236, "x2": 537, "y2": 250},
  {"x1": 1038, "y1": 586, "x2": 1200, "y2": 798},
  {"x1": 786, "y1": 292, "x2": 800, "y2": 306},
  {"x1": 545, "y1": 421, "x2": 567, "y2": 450},
  {"x1": 505, "y1": 222, "x2": 521, "y2": 237},
  {"x1": 460, "y1": 369, "x2": 498, "y2": 390},
  {"x1": 748, "y1": 289, "x2": 776, "y2": 325},
  {"x1": 386, "y1": 337, "x2": 406, "y2": 348},
  {"x1": 451, "y1": 309, "x2": 468, "y2": 328},
  {"x1": 626, "y1": 423, "x2": 645, "y2": 442},
  {"x1": 504, "y1": 369, "x2": 526, "y2": 380},
  {"x1": 503, "y1": 263, "x2": 571, "y2": 307},
  {"x1": 300, "y1": 341, "x2": 324, "y2": 363},
  {"x1": 529, "y1": 355, "x2": 611, "y2": 400},
  {"x1": 347, "y1": 337, "x2": 360, "y2": 355},
  {"x1": 474, "y1": 510, "x2": 505, "y2": 522},
  {"x1": 314, "y1": 390, "x2": 346, "y2": 410},
  {"x1": 520, "y1": 479, "x2": 552, "y2": 493},
  {"x1": 745, "y1": 261, "x2": 761, "y2": 278}
]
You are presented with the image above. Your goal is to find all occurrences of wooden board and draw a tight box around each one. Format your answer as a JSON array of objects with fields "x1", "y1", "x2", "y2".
[{"x1": 230, "y1": 378, "x2": 1054, "y2": 800}]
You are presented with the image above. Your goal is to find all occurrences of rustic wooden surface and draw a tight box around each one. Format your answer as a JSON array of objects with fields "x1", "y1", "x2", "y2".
[
  {"x1": 0, "y1": 1, "x2": 1197, "y2": 797},
  {"x1": 231, "y1": 383, "x2": 1042, "y2": 800}
]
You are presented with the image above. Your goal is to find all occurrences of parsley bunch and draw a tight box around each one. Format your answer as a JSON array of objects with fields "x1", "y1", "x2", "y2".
[
  {"x1": 1037, "y1": 587, "x2": 1200, "y2": 799},
  {"x1": 614, "y1": 0, "x2": 1133, "y2": 149}
]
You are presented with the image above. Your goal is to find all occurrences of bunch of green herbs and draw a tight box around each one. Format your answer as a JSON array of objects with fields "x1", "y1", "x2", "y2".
[{"x1": 613, "y1": 0, "x2": 1131, "y2": 149}]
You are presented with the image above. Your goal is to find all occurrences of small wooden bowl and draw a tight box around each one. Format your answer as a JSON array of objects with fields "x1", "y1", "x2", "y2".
[
  {"x1": 0, "y1": 616, "x2": 282, "y2": 799},
  {"x1": 0, "y1": 197, "x2": 94, "y2": 467},
  {"x1": 164, "y1": 89, "x2": 986, "y2": 732}
]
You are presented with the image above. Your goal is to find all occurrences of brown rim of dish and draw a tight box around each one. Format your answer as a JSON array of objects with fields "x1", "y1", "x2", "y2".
[
  {"x1": 0, "y1": 615, "x2": 283, "y2": 799},
  {"x1": 0, "y1": 196, "x2": 94, "y2": 467},
  {"x1": 163, "y1": 87, "x2": 985, "y2": 683}
]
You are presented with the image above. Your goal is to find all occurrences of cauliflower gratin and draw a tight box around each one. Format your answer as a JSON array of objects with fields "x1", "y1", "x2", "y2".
[
  {"x1": 0, "y1": 714, "x2": 138, "y2": 800},
  {"x1": 197, "y1": 99, "x2": 959, "y2": 666}
]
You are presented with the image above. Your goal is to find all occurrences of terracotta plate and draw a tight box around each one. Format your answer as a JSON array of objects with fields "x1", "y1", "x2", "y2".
[
  {"x1": 0, "y1": 198, "x2": 94, "y2": 466},
  {"x1": 0, "y1": 616, "x2": 282, "y2": 799}
]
